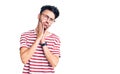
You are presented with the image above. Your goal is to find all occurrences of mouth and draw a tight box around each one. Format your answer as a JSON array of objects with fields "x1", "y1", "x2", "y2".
[
  {"x1": 44, "y1": 25, "x2": 48, "y2": 30},
  {"x1": 43, "y1": 22, "x2": 49, "y2": 30}
]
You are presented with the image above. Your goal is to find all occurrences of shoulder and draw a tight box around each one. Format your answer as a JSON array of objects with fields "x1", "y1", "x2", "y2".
[
  {"x1": 21, "y1": 29, "x2": 35, "y2": 36},
  {"x1": 50, "y1": 33, "x2": 60, "y2": 39},
  {"x1": 50, "y1": 33, "x2": 61, "y2": 43}
]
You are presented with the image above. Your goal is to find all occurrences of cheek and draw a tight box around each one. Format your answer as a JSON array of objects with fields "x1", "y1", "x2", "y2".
[
  {"x1": 40, "y1": 17, "x2": 45, "y2": 22},
  {"x1": 42, "y1": 20, "x2": 46, "y2": 22},
  {"x1": 41, "y1": 19, "x2": 46, "y2": 22}
]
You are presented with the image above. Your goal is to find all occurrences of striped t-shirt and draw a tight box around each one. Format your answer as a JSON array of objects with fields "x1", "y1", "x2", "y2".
[{"x1": 20, "y1": 30, "x2": 61, "y2": 74}]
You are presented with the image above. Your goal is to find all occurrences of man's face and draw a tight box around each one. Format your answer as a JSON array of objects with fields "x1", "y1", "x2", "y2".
[{"x1": 39, "y1": 10, "x2": 55, "y2": 30}]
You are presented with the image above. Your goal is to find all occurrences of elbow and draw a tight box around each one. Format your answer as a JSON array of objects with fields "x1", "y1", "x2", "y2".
[
  {"x1": 51, "y1": 63, "x2": 57, "y2": 68},
  {"x1": 22, "y1": 60, "x2": 28, "y2": 64},
  {"x1": 52, "y1": 57, "x2": 60, "y2": 68},
  {"x1": 51, "y1": 60, "x2": 59, "y2": 68},
  {"x1": 21, "y1": 57, "x2": 28, "y2": 64}
]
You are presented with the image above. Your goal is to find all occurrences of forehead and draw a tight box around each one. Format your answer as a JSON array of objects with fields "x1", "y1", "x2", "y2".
[{"x1": 42, "y1": 10, "x2": 55, "y2": 19}]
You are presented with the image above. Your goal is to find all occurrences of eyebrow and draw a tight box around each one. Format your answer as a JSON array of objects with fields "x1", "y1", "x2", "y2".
[{"x1": 42, "y1": 13, "x2": 55, "y2": 20}]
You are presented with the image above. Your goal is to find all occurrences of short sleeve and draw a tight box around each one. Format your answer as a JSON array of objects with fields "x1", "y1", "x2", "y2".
[
  {"x1": 20, "y1": 33, "x2": 28, "y2": 49},
  {"x1": 52, "y1": 37, "x2": 61, "y2": 57}
]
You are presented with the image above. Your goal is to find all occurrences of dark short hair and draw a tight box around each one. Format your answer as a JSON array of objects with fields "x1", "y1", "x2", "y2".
[{"x1": 40, "y1": 5, "x2": 60, "y2": 19}]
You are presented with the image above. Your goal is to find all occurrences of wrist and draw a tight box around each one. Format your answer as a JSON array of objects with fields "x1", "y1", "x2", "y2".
[{"x1": 40, "y1": 42, "x2": 47, "y2": 47}]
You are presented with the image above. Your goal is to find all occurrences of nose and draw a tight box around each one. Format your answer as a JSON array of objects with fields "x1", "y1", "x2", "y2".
[{"x1": 46, "y1": 19, "x2": 50, "y2": 24}]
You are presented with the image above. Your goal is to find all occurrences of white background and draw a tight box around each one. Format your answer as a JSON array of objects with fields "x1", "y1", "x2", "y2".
[{"x1": 0, "y1": 0, "x2": 120, "y2": 74}]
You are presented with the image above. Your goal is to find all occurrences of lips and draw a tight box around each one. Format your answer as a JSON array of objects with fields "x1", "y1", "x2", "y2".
[
  {"x1": 44, "y1": 25, "x2": 48, "y2": 30},
  {"x1": 43, "y1": 22, "x2": 49, "y2": 30}
]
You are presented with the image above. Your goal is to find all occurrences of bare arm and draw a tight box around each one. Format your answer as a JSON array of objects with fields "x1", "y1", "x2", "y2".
[
  {"x1": 42, "y1": 46, "x2": 59, "y2": 68},
  {"x1": 20, "y1": 38, "x2": 41, "y2": 64},
  {"x1": 41, "y1": 29, "x2": 60, "y2": 68},
  {"x1": 20, "y1": 23, "x2": 44, "y2": 64}
]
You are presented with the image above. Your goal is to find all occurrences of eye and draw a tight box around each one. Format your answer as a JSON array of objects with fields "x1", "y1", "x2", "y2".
[
  {"x1": 50, "y1": 18, "x2": 54, "y2": 22},
  {"x1": 44, "y1": 15, "x2": 49, "y2": 19},
  {"x1": 42, "y1": 13, "x2": 55, "y2": 22}
]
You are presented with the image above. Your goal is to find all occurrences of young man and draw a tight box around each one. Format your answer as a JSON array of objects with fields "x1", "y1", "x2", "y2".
[{"x1": 20, "y1": 5, "x2": 61, "y2": 74}]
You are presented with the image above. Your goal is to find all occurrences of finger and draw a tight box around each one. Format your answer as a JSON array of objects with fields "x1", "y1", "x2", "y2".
[
  {"x1": 39, "y1": 23, "x2": 43, "y2": 33},
  {"x1": 42, "y1": 24, "x2": 44, "y2": 33}
]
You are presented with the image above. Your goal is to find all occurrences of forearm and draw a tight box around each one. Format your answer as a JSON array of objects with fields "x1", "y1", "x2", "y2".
[
  {"x1": 42, "y1": 46, "x2": 59, "y2": 68},
  {"x1": 21, "y1": 38, "x2": 41, "y2": 64}
]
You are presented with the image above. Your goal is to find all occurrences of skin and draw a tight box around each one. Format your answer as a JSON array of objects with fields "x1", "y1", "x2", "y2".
[{"x1": 20, "y1": 10, "x2": 59, "y2": 68}]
